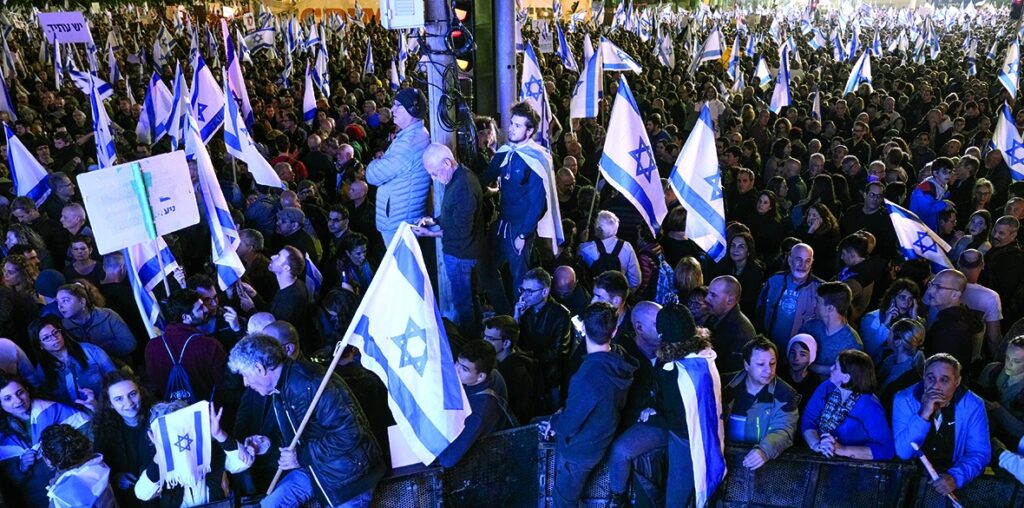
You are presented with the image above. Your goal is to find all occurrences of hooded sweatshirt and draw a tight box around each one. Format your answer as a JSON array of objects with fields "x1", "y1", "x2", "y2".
[{"x1": 552, "y1": 346, "x2": 637, "y2": 461}]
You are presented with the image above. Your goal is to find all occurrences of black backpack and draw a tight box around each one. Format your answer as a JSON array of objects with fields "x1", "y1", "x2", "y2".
[
  {"x1": 589, "y1": 239, "x2": 625, "y2": 277},
  {"x1": 161, "y1": 333, "x2": 201, "y2": 403}
]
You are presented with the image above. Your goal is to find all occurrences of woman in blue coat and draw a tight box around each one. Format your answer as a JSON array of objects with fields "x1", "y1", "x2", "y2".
[{"x1": 801, "y1": 349, "x2": 895, "y2": 460}]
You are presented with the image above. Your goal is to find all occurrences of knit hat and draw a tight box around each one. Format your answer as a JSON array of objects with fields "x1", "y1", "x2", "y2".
[
  {"x1": 655, "y1": 303, "x2": 697, "y2": 345},
  {"x1": 35, "y1": 270, "x2": 66, "y2": 299},
  {"x1": 394, "y1": 88, "x2": 427, "y2": 119},
  {"x1": 787, "y1": 333, "x2": 818, "y2": 365}
]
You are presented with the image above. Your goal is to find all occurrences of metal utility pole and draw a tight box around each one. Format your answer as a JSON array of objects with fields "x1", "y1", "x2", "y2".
[{"x1": 494, "y1": 0, "x2": 516, "y2": 129}]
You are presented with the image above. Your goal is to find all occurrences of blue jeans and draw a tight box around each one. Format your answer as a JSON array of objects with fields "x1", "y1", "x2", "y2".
[
  {"x1": 606, "y1": 423, "x2": 671, "y2": 494},
  {"x1": 261, "y1": 469, "x2": 373, "y2": 508},
  {"x1": 552, "y1": 453, "x2": 603, "y2": 508},
  {"x1": 443, "y1": 253, "x2": 477, "y2": 335},
  {"x1": 480, "y1": 225, "x2": 534, "y2": 315}
]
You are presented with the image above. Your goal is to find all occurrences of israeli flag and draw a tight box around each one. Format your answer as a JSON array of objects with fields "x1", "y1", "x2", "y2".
[
  {"x1": 999, "y1": 39, "x2": 1020, "y2": 98},
  {"x1": 107, "y1": 45, "x2": 120, "y2": 86},
  {"x1": 992, "y1": 102, "x2": 1024, "y2": 181},
  {"x1": 88, "y1": 74, "x2": 117, "y2": 169},
  {"x1": 149, "y1": 401, "x2": 211, "y2": 488},
  {"x1": 303, "y1": 62, "x2": 316, "y2": 126},
  {"x1": 811, "y1": 88, "x2": 821, "y2": 121},
  {"x1": 0, "y1": 67, "x2": 15, "y2": 122},
  {"x1": 279, "y1": 50, "x2": 294, "y2": 89},
  {"x1": 745, "y1": 34, "x2": 756, "y2": 58},
  {"x1": 189, "y1": 55, "x2": 225, "y2": 145},
  {"x1": 832, "y1": 33, "x2": 846, "y2": 62},
  {"x1": 520, "y1": 42, "x2": 552, "y2": 148},
  {"x1": 363, "y1": 39, "x2": 375, "y2": 76},
  {"x1": 885, "y1": 200, "x2": 952, "y2": 272},
  {"x1": 847, "y1": 26, "x2": 860, "y2": 62},
  {"x1": 496, "y1": 137, "x2": 564, "y2": 254},
  {"x1": 152, "y1": 38, "x2": 168, "y2": 68},
  {"x1": 669, "y1": 350, "x2": 726, "y2": 508},
  {"x1": 809, "y1": 29, "x2": 827, "y2": 51},
  {"x1": 688, "y1": 26, "x2": 724, "y2": 74},
  {"x1": 583, "y1": 33, "x2": 595, "y2": 62},
  {"x1": 668, "y1": 104, "x2": 727, "y2": 262},
  {"x1": 730, "y1": 70, "x2": 745, "y2": 94},
  {"x1": 136, "y1": 73, "x2": 172, "y2": 145},
  {"x1": 286, "y1": 17, "x2": 299, "y2": 55},
  {"x1": 600, "y1": 36, "x2": 642, "y2": 73},
  {"x1": 1, "y1": 34, "x2": 16, "y2": 79},
  {"x1": 305, "y1": 253, "x2": 323, "y2": 301},
  {"x1": 68, "y1": 66, "x2": 114, "y2": 101},
  {"x1": 754, "y1": 57, "x2": 771, "y2": 88},
  {"x1": 556, "y1": 24, "x2": 578, "y2": 73},
  {"x1": 346, "y1": 223, "x2": 471, "y2": 465},
  {"x1": 599, "y1": 76, "x2": 668, "y2": 234},
  {"x1": 988, "y1": 40, "x2": 999, "y2": 61},
  {"x1": 871, "y1": 31, "x2": 883, "y2": 57},
  {"x1": 4, "y1": 123, "x2": 49, "y2": 205},
  {"x1": 843, "y1": 50, "x2": 872, "y2": 95},
  {"x1": 570, "y1": 46, "x2": 602, "y2": 119},
  {"x1": 166, "y1": 62, "x2": 189, "y2": 151},
  {"x1": 54, "y1": 42, "x2": 63, "y2": 90},
  {"x1": 189, "y1": 27, "x2": 200, "y2": 70},
  {"x1": 223, "y1": 71, "x2": 283, "y2": 189},
  {"x1": 656, "y1": 27, "x2": 675, "y2": 69},
  {"x1": 313, "y1": 45, "x2": 331, "y2": 97},
  {"x1": 769, "y1": 46, "x2": 791, "y2": 114},
  {"x1": 185, "y1": 112, "x2": 245, "y2": 290},
  {"x1": 244, "y1": 27, "x2": 277, "y2": 55},
  {"x1": 222, "y1": 20, "x2": 254, "y2": 128},
  {"x1": 967, "y1": 39, "x2": 978, "y2": 77},
  {"x1": 726, "y1": 34, "x2": 741, "y2": 80},
  {"x1": 389, "y1": 59, "x2": 400, "y2": 91}
]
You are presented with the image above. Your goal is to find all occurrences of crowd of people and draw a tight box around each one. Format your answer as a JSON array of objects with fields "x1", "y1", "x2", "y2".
[{"x1": 0, "y1": 2, "x2": 1023, "y2": 507}]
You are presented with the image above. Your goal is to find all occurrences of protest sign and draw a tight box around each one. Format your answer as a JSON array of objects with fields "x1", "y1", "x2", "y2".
[{"x1": 37, "y1": 11, "x2": 92, "y2": 44}]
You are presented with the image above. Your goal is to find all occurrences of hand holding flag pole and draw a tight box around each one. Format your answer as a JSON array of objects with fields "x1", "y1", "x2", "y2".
[{"x1": 910, "y1": 442, "x2": 962, "y2": 508}]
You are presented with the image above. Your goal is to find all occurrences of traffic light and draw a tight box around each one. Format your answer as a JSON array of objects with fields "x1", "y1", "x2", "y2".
[
  {"x1": 1014, "y1": 0, "x2": 1024, "y2": 21},
  {"x1": 451, "y1": 0, "x2": 475, "y2": 72}
]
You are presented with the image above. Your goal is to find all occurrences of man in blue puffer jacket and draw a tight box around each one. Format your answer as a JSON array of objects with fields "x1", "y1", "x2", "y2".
[
  {"x1": 366, "y1": 88, "x2": 431, "y2": 246},
  {"x1": 892, "y1": 353, "x2": 991, "y2": 499}
]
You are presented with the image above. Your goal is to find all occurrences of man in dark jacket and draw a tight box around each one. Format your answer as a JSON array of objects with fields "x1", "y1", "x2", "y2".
[
  {"x1": 227, "y1": 335, "x2": 385, "y2": 508},
  {"x1": 545, "y1": 302, "x2": 636, "y2": 508},
  {"x1": 484, "y1": 314, "x2": 540, "y2": 424},
  {"x1": 437, "y1": 340, "x2": 513, "y2": 467},
  {"x1": 923, "y1": 269, "x2": 985, "y2": 380},
  {"x1": 515, "y1": 267, "x2": 572, "y2": 414},
  {"x1": 706, "y1": 276, "x2": 757, "y2": 373}
]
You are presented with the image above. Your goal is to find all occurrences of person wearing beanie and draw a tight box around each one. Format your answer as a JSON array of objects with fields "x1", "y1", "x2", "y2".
[
  {"x1": 35, "y1": 269, "x2": 65, "y2": 318},
  {"x1": 783, "y1": 333, "x2": 819, "y2": 410},
  {"x1": 365, "y1": 87, "x2": 431, "y2": 246}
]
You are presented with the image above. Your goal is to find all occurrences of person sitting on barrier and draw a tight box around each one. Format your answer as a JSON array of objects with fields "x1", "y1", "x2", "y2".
[
  {"x1": 801, "y1": 349, "x2": 895, "y2": 460},
  {"x1": 722, "y1": 337, "x2": 800, "y2": 470},
  {"x1": 892, "y1": 353, "x2": 991, "y2": 498},
  {"x1": 782, "y1": 334, "x2": 819, "y2": 411},
  {"x1": 437, "y1": 340, "x2": 516, "y2": 468},
  {"x1": 975, "y1": 335, "x2": 1024, "y2": 446},
  {"x1": 543, "y1": 302, "x2": 637, "y2": 508}
]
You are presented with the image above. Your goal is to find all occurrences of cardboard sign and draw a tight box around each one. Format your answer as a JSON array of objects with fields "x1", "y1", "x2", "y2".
[
  {"x1": 77, "y1": 151, "x2": 200, "y2": 255},
  {"x1": 538, "y1": 22, "x2": 554, "y2": 54},
  {"x1": 37, "y1": 11, "x2": 92, "y2": 44}
]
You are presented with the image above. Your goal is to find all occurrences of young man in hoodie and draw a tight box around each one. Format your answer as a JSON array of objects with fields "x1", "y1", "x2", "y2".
[{"x1": 546, "y1": 302, "x2": 637, "y2": 508}]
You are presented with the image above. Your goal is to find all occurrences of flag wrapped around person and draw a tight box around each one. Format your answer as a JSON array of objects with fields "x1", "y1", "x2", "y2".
[{"x1": 668, "y1": 348, "x2": 726, "y2": 508}]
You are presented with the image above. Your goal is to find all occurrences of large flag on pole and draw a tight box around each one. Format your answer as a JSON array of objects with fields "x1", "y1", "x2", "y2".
[
  {"x1": 303, "y1": 62, "x2": 316, "y2": 126},
  {"x1": 125, "y1": 237, "x2": 177, "y2": 339},
  {"x1": 222, "y1": 20, "x2": 254, "y2": 128},
  {"x1": 570, "y1": 47, "x2": 602, "y2": 119},
  {"x1": 185, "y1": 112, "x2": 245, "y2": 290},
  {"x1": 885, "y1": 199, "x2": 952, "y2": 272},
  {"x1": 599, "y1": 76, "x2": 668, "y2": 234},
  {"x1": 556, "y1": 24, "x2": 578, "y2": 72},
  {"x1": 4, "y1": 123, "x2": 50, "y2": 205},
  {"x1": 166, "y1": 61, "x2": 188, "y2": 151},
  {"x1": 519, "y1": 42, "x2": 552, "y2": 147},
  {"x1": 88, "y1": 74, "x2": 117, "y2": 169},
  {"x1": 136, "y1": 73, "x2": 173, "y2": 145},
  {"x1": 769, "y1": 46, "x2": 791, "y2": 114},
  {"x1": 843, "y1": 50, "x2": 872, "y2": 95},
  {"x1": 992, "y1": 102, "x2": 1024, "y2": 181},
  {"x1": 189, "y1": 55, "x2": 225, "y2": 145},
  {"x1": 223, "y1": 72, "x2": 283, "y2": 189},
  {"x1": 668, "y1": 104, "x2": 727, "y2": 262},
  {"x1": 999, "y1": 38, "x2": 1020, "y2": 98},
  {"x1": 346, "y1": 223, "x2": 471, "y2": 465},
  {"x1": 600, "y1": 36, "x2": 642, "y2": 73},
  {"x1": 688, "y1": 26, "x2": 724, "y2": 74}
]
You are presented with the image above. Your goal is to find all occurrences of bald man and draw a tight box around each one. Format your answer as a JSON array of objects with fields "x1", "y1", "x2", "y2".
[
  {"x1": 551, "y1": 265, "x2": 590, "y2": 316},
  {"x1": 707, "y1": 276, "x2": 756, "y2": 372},
  {"x1": 346, "y1": 180, "x2": 379, "y2": 251},
  {"x1": 923, "y1": 269, "x2": 984, "y2": 378}
]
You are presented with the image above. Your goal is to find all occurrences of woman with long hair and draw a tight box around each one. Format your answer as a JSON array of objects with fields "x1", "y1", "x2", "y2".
[
  {"x1": 859, "y1": 279, "x2": 922, "y2": 363},
  {"x1": 748, "y1": 190, "x2": 790, "y2": 260},
  {"x1": 790, "y1": 174, "x2": 838, "y2": 229},
  {"x1": 2, "y1": 254, "x2": 38, "y2": 296},
  {"x1": 948, "y1": 209, "x2": 992, "y2": 262},
  {"x1": 4, "y1": 223, "x2": 51, "y2": 266},
  {"x1": 40, "y1": 423, "x2": 116, "y2": 507},
  {"x1": 29, "y1": 314, "x2": 117, "y2": 409},
  {"x1": 715, "y1": 232, "x2": 765, "y2": 319},
  {"x1": 796, "y1": 203, "x2": 841, "y2": 280},
  {"x1": 92, "y1": 371, "x2": 156, "y2": 507}
]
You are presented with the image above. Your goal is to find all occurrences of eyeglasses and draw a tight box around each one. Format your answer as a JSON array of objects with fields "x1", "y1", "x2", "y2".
[
  {"x1": 519, "y1": 286, "x2": 543, "y2": 295},
  {"x1": 927, "y1": 281, "x2": 959, "y2": 292},
  {"x1": 483, "y1": 333, "x2": 505, "y2": 342},
  {"x1": 40, "y1": 329, "x2": 62, "y2": 342}
]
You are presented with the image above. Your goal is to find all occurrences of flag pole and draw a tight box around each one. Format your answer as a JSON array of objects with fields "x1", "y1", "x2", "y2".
[
  {"x1": 267, "y1": 333, "x2": 353, "y2": 493},
  {"x1": 129, "y1": 161, "x2": 171, "y2": 296}
]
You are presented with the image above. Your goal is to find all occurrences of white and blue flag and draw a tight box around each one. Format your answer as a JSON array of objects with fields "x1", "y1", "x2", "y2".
[
  {"x1": 809, "y1": 29, "x2": 827, "y2": 51},
  {"x1": 389, "y1": 59, "x2": 400, "y2": 92},
  {"x1": 811, "y1": 88, "x2": 821, "y2": 121},
  {"x1": 992, "y1": 102, "x2": 1024, "y2": 182},
  {"x1": 871, "y1": 31, "x2": 883, "y2": 57},
  {"x1": 223, "y1": 71, "x2": 283, "y2": 189},
  {"x1": 305, "y1": 253, "x2": 323, "y2": 301},
  {"x1": 149, "y1": 401, "x2": 211, "y2": 488},
  {"x1": 885, "y1": 199, "x2": 952, "y2": 272},
  {"x1": 668, "y1": 104, "x2": 727, "y2": 262},
  {"x1": 688, "y1": 26, "x2": 723, "y2": 74},
  {"x1": 556, "y1": 24, "x2": 578, "y2": 72},
  {"x1": 769, "y1": 46, "x2": 791, "y2": 114},
  {"x1": 313, "y1": 44, "x2": 331, "y2": 97},
  {"x1": 0, "y1": 67, "x2": 14, "y2": 122},
  {"x1": 136, "y1": 73, "x2": 173, "y2": 145},
  {"x1": 656, "y1": 26, "x2": 675, "y2": 69},
  {"x1": 125, "y1": 237, "x2": 177, "y2": 339},
  {"x1": 843, "y1": 50, "x2": 872, "y2": 95},
  {"x1": 167, "y1": 61, "x2": 189, "y2": 151},
  {"x1": 754, "y1": 57, "x2": 771, "y2": 88},
  {"x1": 303, "y1": 61, "x2": 316, "y2": 126},
  {"x1": 68, "y1": 64, "x2": 114, "y2": 101},
  {"x1": 726, "y1": 34, "x2": 741, "y2": 80},
  {"x1": 600, "y1": 36, "x2": 642, "y2": 73},
  {"x1": 363, "y1": 39, "x2": 375, "y2": 76},
  {"x1": 570, "y1": 45, "x2": 602, "y2": 119},
  {"x1": 999, "y1": 39, "x2": 1020, "y2": 98},
  {"x1": 185, "y1": 112, "x2": 245, "y2": 290},
  {"x1": 244, "y1": 27, "x2": 277, "y2": 55},
  {"x1": 669, "y1": 349, "x2": 726, "y2": 508},
  {"x1": 599, "y1": 76, "x2": 668, "y2": 234},
  {"x1": 520, "y1": 42, "x2": 552, "y2": 147},
  {"x1": 54, "y1": 41, "x2": 63, "y2": 90},
  {"x1": 279, "y1": 48, "x2": 294, "y2": 89},
  {"x1": 222, "y1": 20, "x2": 254, "y2": 128},
  {"x1": 346, "y1": 223, "x2": 471, "y2": 465},
  {"x1": 189, "y1": 55, "x2": 225, "y2": 145},
  {"x1": 88, "y1": 74, "x2": 117, "y2": 169},
  {"x1": 4, "y1": 122, "x2": 49, "y2": 205}
]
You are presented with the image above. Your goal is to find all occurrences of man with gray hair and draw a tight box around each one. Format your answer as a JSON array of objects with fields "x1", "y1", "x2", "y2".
[
  {"x1": 227, "y1": 335, "x2": 385, "y2": 507},
  {"x1": 412, "y1": 142, "x2": 484, "y2": 335},
  {"x1": 273, "y1": 207, "x2": 319, "y2": 263},
  {"x1": 578, "y1": 210, "x2": 641, "y2": 290}
]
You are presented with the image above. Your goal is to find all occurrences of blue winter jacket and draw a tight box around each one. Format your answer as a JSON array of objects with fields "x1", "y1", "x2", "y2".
[
  {"x1": 366, "y1": 119, "x2": 431, "y2": 234},
  {"x1": 800, "y1": 381, "x2": 895, "y2": 460},
  {"x1": 892, "y1": 383, "x2": 991, "y2": 489}
]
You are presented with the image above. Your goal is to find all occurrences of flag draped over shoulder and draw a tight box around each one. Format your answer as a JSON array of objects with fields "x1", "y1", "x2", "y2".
[
  {"x1": 668, "y1": 349, "x2": 726, "y2": 508},
  {"x1": 668, "y1": 104, "x2": 727, "y2": 262},
  {"x1": 149, "y1": 401, "x2": 212, "y2": 489},
  {"x1": 885, "y1": 199, "x2": 952, "y2": 272},
  {"x1": 347, "y1": 224, "x2": 471, "y2": 465},
  {"x1": 495, "y1": 139, "x2": 564, "y2": 255},
  {"x1": 992, "y1": 102, "x2": 1024, "y2": 181},
  {"x1": 4, "y1": 122, "x2": 51, "y2": 205},
  {"x1": 0, "y1": 400, "x2": 89, "y2": 461},
  {"x1": 599, "y1": 76, "x2": 668, "y2": 235}
]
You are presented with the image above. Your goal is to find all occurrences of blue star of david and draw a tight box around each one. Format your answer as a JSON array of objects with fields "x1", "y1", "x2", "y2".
[
  {"x1": 522, "y1": 76, "x2": 545, "y2": 102},
  {"x1": 392, "y1": 318, "x2": 428, "y2": 376},
  {"x1": 705, "y1": 173, "x2": 724, "y2": 200},
  {"x1": 630, "y1": 138, "x2": 657, "y2": 183},
  {"x1": 175, "y1": 433, "x2": 193, "y2": 452},
  {"x1": 1008, "y1": 62, "x2": 1019, "y2": 76},
  {"x1": 913, "y1": 231, "x2": 938, "y2": 254},
  {"x1": 1006, "y1": 138, "x2": 1024, "y2": 167},
  {"x1": 197, "y1": 103, "x2": 208, "y2": 122}
]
